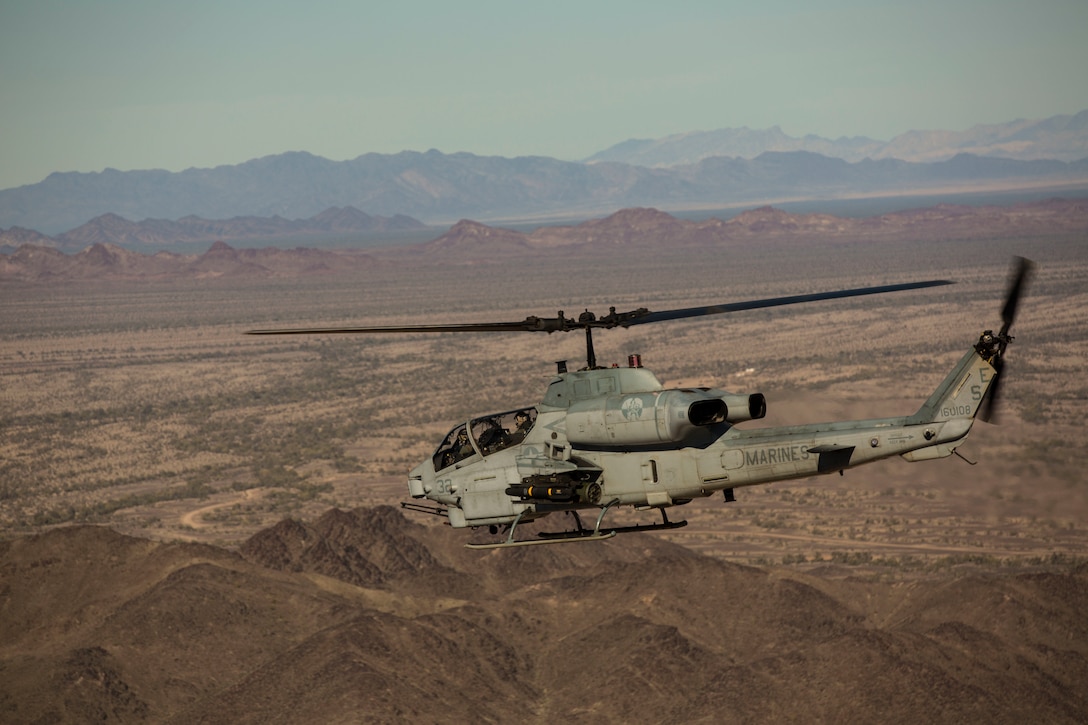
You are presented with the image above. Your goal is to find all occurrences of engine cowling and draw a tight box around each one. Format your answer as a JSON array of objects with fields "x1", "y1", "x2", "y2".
[
  {"x1": 565, "y1": 389, "x2": 765, "y2": 446},
  {"x1": 721, "y1": 392, "x2": 767, "y2": 424}
]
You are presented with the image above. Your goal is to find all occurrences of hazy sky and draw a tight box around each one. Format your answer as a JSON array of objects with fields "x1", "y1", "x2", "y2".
[{"x1": 2, "y1": 0, "x2": 1086, "y2": 190}]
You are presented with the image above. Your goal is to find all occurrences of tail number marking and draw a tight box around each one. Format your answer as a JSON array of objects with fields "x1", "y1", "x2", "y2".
[{"x1": 941, "y1": 403, "x2": 974, "y2": 418}]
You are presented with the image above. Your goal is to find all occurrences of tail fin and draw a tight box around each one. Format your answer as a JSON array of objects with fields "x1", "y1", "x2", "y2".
[
  {"x1": 900, "y1": 338, "x2": 1000, "y2": 462},
  {"x1": 904, "y1": 257, "x2": 1029, "y2": 461},
  {"x1": 909, "y1": 341, "x2": 999, "y2": 426}
]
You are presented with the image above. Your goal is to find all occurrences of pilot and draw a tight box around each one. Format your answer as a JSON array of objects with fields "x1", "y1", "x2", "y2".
[
  {"x1": 507, "y1": 410, "x2": 533, "y2": 444},
  {"x1": 441, "y1": 428, "x2": 474, "y2": 468},
  {"x1": 455, "y1": 428, "x2": 473, "y2": 458}
]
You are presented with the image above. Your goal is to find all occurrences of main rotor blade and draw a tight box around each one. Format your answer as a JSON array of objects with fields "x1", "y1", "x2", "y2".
[
  {"x1": 246, "y1": 320, "x2": 542, "y2": 335},
  {"x1": 246, "y1": 278, "x2": 953, "y2": 336},
  {"x1": 623, "y1": 279, "x2": 953, "y2": 327}
]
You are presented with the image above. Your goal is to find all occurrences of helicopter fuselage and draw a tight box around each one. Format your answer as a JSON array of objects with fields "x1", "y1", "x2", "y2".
[
  {"x1": 408, "y1": 345, "x2": 994, "y2": 533},
  {"x1": 247, "y1": 263, "x2": 1028, "y2": 547}
]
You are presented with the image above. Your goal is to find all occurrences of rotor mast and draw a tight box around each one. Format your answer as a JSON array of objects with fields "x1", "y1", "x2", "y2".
[{"x1": 585, "y1": 326, "x2": 597, "y2": 369}]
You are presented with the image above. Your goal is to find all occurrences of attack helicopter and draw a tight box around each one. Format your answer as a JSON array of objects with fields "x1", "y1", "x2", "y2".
[{"x1": 248, "y1": 257, "x2": 1032, "y2": 549}]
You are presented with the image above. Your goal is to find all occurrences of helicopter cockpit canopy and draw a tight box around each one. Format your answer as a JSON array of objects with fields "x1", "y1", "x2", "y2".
[{"x1": 433, "y1": 407, "x2": 538, "y2": 471}]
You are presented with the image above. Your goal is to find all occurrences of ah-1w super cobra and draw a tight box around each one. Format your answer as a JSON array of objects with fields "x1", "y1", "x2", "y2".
[{"x1": 248, "y1": 258, "x2": 1032, "y2": 549}]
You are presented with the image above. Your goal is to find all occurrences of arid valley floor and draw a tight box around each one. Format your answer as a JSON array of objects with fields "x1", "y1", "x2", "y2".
[{"x1": 3, "y1": 223, "x2": 1088, "y2": 721}]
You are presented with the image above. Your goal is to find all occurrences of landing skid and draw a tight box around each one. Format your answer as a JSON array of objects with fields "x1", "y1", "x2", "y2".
[
  {"x1": 465, "y1": 499, "x2": 687, "y2": 550},
  {"x1": 465, "y1": 530, "x2": 617, "y2": 549}
]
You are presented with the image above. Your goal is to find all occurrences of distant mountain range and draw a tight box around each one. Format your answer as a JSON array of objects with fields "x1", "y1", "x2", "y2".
[
  {"x1": 6, "y1": 198, "x2": 1085, "y2": 281},
  {"x1": 586, "y1": 110, "x2": 1088, "y2": 166},
  {"x1": 2, "y1": 112, "x2": 1086, "y2": 235}
]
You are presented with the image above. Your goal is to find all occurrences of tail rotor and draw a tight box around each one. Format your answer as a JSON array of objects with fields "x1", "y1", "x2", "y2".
[{"x1": 978, "y1": 256, "x2": 1034, "y2": 423}]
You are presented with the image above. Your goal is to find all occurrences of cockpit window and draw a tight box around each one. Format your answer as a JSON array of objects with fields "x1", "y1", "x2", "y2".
[
  {"x1": 433, "y1": 424, "x2": 475, "y2": 471},
  {"x1": 432, "y1": 408, "x2": 538, "y2": 471},
  {"x1": 471, "y1": 407, "x2": 537, "y2": 456}
]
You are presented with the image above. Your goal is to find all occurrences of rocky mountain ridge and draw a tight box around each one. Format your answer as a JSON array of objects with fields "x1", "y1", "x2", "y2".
[
  {"x1": 0, "y1": 205, "x2": 424, "y2": 252},
  {"x1": 0, "y1": 240, "x2": 382, "y2": 281},
  {"x1": 418, "y1": 197, "x2": 1088, "y2": 257},
  {"x1": 2, "y1": 507, "x2": 1086, "y2": 723}
]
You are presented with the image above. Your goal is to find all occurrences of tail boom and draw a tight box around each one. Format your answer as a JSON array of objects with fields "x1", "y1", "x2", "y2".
[{"x1": 697, "y1": 340, "x2": 1001, "y2": 492}]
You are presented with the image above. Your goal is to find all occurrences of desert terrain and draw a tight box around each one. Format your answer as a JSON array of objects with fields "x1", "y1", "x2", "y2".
[
  {"x1": 2, "y1": 212, "x2": 1087, "y2": 721},
  {"x1": 3, "y1": 221, "x2": 1086, "y2": 565}
]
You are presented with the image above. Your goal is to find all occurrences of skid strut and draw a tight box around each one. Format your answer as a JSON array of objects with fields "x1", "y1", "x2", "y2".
[{"x1": 466, "y1": 498, "x2": 686, "y2": 549}]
